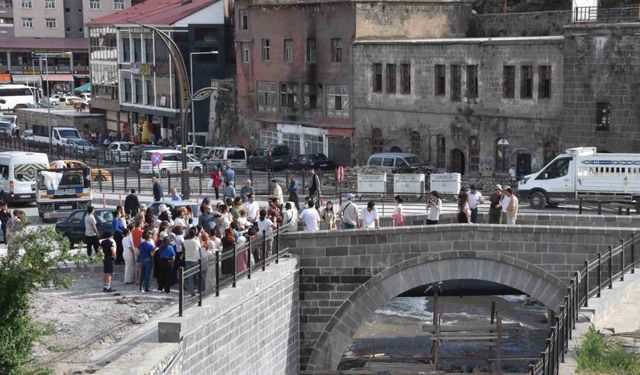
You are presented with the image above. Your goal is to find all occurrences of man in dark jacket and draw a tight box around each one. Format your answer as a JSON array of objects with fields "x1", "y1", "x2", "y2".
[
  {"x1": 124, "y1": 189, "x2": 140, "y2": 217},
  {"x1": 488, "y1": 184, "x2": 503, "y2": 224},
  {"x1": 0, "y1": 202, "x2": 11, "y2": 244},
  {"x1": 152, "y1": 176, "x2": 163, "y2": 202},
  {"x1": 308, "y1": 168, "x2": 321, "y2": 208}
]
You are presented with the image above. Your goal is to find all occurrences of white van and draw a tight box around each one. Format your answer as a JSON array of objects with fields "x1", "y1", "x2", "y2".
[
  {"x1": 0, "y1": 151, "x2": 49, "y2": 203},
  {"x1": 138, "y1": 149, "x2": 204, "y2": 176},
  {"x1": 32, "y1": 126, "x2": 82, "y2": 146},
  {"x1": 203, "y1": 147, "x2": 247, "y2": 170}
]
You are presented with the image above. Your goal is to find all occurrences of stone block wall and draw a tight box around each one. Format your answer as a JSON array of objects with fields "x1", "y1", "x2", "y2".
[{"x1": 469, "y1": 11, "x2": 571, "y2": 37}]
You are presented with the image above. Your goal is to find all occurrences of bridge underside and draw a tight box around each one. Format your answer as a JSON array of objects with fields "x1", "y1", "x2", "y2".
[{"x1": 399, "y1": 279, "x2": 524, "y2": 297}]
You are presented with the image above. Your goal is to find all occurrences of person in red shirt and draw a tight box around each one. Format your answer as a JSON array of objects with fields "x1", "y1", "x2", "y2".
[
  {"x1": 210, "y1": 168, "x2": 222, "y2": 200},
  {"x1": 131, "y1": 220, "x2": 144, "y2": 284}
]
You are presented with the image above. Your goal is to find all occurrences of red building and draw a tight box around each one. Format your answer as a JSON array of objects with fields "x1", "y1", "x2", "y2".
[{"x1": 234, "y1": 0, "x2": 355, "y2": 165}]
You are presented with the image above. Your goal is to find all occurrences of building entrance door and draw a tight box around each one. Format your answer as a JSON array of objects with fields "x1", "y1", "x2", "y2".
[{"x1": 450, "y1": 148, "x2": 465, "y2": 175}]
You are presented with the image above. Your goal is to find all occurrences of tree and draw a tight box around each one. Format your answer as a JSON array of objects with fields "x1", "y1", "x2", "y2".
[{"x1": 0, "y1": 226, "x2": 88, "y2": 374}]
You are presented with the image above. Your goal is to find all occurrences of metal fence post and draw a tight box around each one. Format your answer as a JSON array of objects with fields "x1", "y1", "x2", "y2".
[
  {"x1": 620, "y1": 239, "x2": 625, "y2": 281},
  {"x1": 608, "y1": 245, "x2": 613, "y2": 289},
  {"x1": 215, "y1": 251, "x2": 220, "y2": 297},
  {"x1": 262, "y1": 230, "x2": 267, "y2": 271},
  {"x1": 124, "y1": 167, "x2": 128, "y2": 192},
  {"x1": 98, "y1": 170, "x2": 103, "y2": 192},
  {"x1": 275, "y1": 224, "x2": 280, "y2": 264},
  {"x1": 167, "y1": 171, "x2": 171, "y2": 194},
  {"x1": 232, "y1": 243, "x2": 237, "y2": 288},
  {"x1": 598, "y1": 202, "x2": 602, "y2": 215},
  {"x1": 247, "y1": 236, "x2": 252, "y2": 280},
  {"x1": 199, "y1": 172, "x2": 203, "y2": 196},
  {"x1": 597, "y1": 252, "x2": 602, "y2": 297},
  {"x1": 178, "y1": 267, "x2": 184, "y2": 317},
  {"x1": 111, "y1": 169, "x2": 115, "y2": 192},
  {"x1": 267, "y1": 170, "x2": 272, "y2": 195},
  {"x1": 618, "y1": 206, "x2": 622, "y2": 215},
  {"x1": 198, "y1": 259, "x2": 203, "y2": 306},
  {"x1": 632, "y1": 233, "x2": 636, "y2": 274},
  {"x1": 137, "y1": 170, "x2": 141, "y2": 193},
  {"x1": 583, "y1": 261, "x2": 589, "y2": 307}
]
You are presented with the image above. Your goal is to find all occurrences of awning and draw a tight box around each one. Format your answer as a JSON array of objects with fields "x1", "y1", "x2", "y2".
[
  {"x1": 11, "y1": 74, "x2": 40, "y2": 83},
  {"x1": 74, "y1": 82, "x2": 91, "y2": 93},
  {"x1": 0, "y1": 73, "x2": 10, "y2": 83},
  {"x1": 42, "y1": 74, "x2": 74, "y2": 82}
]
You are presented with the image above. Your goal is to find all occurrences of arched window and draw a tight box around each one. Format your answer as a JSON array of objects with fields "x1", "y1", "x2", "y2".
[
  {"x1": 495, "y1": 138, "x2": 510, "y2": 172},
  {"x1": 468, "y1": 136, "x2": 480, "y2": 174},
  {"x1": 410, "y1": 131, "x2": 421, "y2": 155},
  {"x1": 371, "y1": 128, "x2": 383, "y2": 153},
  {"x1": 436, "y1": 134, "x2": 446, "y2": 169},
  {"x1": 543, "y1": 140, "x2": 557, "y2": 165}
]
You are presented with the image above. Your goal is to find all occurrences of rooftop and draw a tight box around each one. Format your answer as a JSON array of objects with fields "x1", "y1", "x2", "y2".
[
  {"x1": 87, "y1": 0, "x2": 218, "y2": 26},
  {"x1": 0, "y1": 37, "x2": 88, "y2": 50}
]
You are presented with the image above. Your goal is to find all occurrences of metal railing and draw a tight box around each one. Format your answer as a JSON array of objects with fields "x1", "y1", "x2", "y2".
[
  {"x1": 529, "y1": 232, "x2": 639, "y2": 375},
  {"x1": 573, "y1": 5, "x2": 640, "y2": 23},
  {"x1": 177, "y1": 222, "x2": 292, "y2": 317},
  {"x1": 578, "y1": 197, "x2": 636, "y2": 216}
]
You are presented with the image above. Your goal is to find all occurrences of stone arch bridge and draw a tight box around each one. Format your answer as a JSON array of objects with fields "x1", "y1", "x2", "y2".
[{"x1": 281, "y1": 216, "x2": 639, "y2": 371}]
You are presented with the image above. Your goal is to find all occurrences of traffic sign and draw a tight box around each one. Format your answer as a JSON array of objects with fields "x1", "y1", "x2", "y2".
[{"x1": 151, "y1": 152, "x2": 163, "y2": 167}]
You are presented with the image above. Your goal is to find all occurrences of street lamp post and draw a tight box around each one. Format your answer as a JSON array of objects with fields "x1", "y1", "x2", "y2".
[{"x1": 189, "y1": 51, "x2": 218, "y2": 147}]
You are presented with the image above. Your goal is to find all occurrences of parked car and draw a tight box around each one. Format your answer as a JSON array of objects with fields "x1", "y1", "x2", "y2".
[
  {"x1": 176, "y1": 145, "x2": 205, "y2": 159},
  {"x1": 50, "y1": 160, "x2": 111, "y2": 182},
  {"x1": 0, "y1": 114, "x2": 17, "y2": 126},
  {"x1": 367, "y1": 152, "x2": 434, "y2": 174},
  {"x1": 64, "y1": 138, "x2": 96, "y2": 152},
  {"x1": 0, "y1": 121, "x2": 13, "y2": 135},
  {"x1": 248, "y1": 144, "x2": 291, "y2": 171},
  {"x1": 203, "y1": 147, "x2": 247, "y2": 171},
  {"x1": 106, "y1": 141, "x2": 135, "y2": 163},
  {"x1": 288, "y1": 153, "x2": 337, "y2": 171},
  {"x1": 55, "y1": 208, "x2": 114, "y2": 245},
  {"x1": 20, "y1": 129, "x2": 34, "y2": 141},
  {"x1": 138, "y1": 149, "x2": 203, "y2": 176},
  {"x1": 131, "y1": 144, "x2": 164, "y2": 168},
  {"x1": 150, "y1": 201, "x2": 201, "y2": 226},
  {"x1": 78, "y1": 92, "x2": 91, "y2": 103}
]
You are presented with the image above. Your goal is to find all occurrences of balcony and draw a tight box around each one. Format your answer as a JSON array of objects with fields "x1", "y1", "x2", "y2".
[{"x1": 573, "y1": 5, "x2": 640, "y2": 23}]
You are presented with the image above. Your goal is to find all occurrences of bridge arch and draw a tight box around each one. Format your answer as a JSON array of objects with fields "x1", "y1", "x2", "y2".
[{"x1": 305, "y1": 251, "x2": 566, "y2": 371}]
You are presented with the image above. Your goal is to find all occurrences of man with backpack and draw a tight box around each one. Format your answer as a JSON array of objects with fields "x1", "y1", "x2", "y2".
[{"x1": 339, "y1": 193, "x2": 359, "y2": 229}]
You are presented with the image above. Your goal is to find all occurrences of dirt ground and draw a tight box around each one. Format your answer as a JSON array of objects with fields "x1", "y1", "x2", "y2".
[{"x1": 31, "y1": 265, "x2": 176, "y2": 375}]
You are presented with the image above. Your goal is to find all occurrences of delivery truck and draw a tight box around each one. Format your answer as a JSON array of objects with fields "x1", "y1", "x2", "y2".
[{"x1": 518, "y1": 147, "x2": 640, "y2": 210}]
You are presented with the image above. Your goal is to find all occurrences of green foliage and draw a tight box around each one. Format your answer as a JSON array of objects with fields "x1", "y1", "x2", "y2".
[
  {"x1": 577, "y1": 327, "x2": 640, "y2": 375},
  {"x1": 0, "y1": 226, "x2": 89, "y2": 375}
]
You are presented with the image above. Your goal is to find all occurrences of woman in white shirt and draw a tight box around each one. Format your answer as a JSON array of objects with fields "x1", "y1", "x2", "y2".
[
  {"x1": 183, "y1": 228, "x2": 203, "y2": 295},
  {"x1": 427, "y1": 191, "x2": 442, "y2": 225},
  {"x1": 122, "y1": 228, "x2": 136, "y2": 284}
]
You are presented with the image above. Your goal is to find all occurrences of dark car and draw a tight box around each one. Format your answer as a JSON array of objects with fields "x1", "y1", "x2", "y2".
[
  {"x1": 55, "y1": 208, "x2": 115, "y2": 245},
  {"x1": 289, "y1": 153, "x2": 337, "y2": 171},
  {"x1": 150, "y1": 201, "x2": 201, "y2": 226},
  {"x1": 248, "y1": 144, "x2": 291, "y2": 171}
]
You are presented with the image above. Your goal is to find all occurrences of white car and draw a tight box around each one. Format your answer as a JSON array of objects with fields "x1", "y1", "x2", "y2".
[
  {"x1": 78, "y1": 92, "x2": 91, "y2": 103},
  {"x1": 138, "y1": 149, "x2": 203, "y2": 176},
  {"x1": 106, "y1": 141, "x2": 134, "y2": 163},
  {"x1": 62, "y1": 95, "x2": 88, "y2": 106}
]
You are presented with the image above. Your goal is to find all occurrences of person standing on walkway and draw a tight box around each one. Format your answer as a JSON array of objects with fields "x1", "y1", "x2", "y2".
[
  {"x1": 287, "y1": 175, "x2": 300, "y2": 211},
  {"x1": 240, "y1": 179, "x2": 254, "y2": 203},
  {"x1": 392, "y1": 195, "x2": 405, "y2": 227},
  {"x1": 271, "y1": 179, "x2": 284, "y2": 207},
  {"x1": 85, "y1": 206, "x2": 100, "y2": 256},
  {"x1": 137, "y1": 231, "x2": 156, "y2": 292},
  {"x1": 457, "y1": 193, "x2": 471, "y2": 223},
  {"x1": 488, "y1": 184, "x2": 503, "y2": 224},
  {"x1": 224, "y1": 163, "x2": 235, "y2": 185},
  {"x1": 170, "y1": 187, "x2": 182, "y2": 201},
  {"x1": 244, "y1": 193, "x2": 260, "y2": 224},
  {"x1": 122, "y1": 227, "x2": 136, "y2": 284},
  {"x1": 156, "y1": 233, "x2": 176, "y2": 293},
  {"x1": 320, "y1": 201, "x2": 336, "y2": 230},
  {"x1": 466, "y1": 185, "x2": 484, "y2": 223},
  {"x1": 360, "y1": 201, "x2": 380, "y2": 230},
  {"x1": 112, "y1": 208, "x2": 126, "y2": 264},
  {"x1": 427, "y1": 191, "x2": 442, "y2": 225},
  {"x1": 339, "y1": 193, "x2": 359, "y2": 230},
  {"x1": 499, "y1": 186, "x2": 512, "y2": 224},
  {"x1": 210, "y1": 168, "x2": 222, "y2": 200},
  {"x1": 504, "y1": 187, "x2": 519, "y2": 225},
  {"x1": 300, "y1": 200, "x2": 321, "y2": 232},
  {"x1": 124, "y1": 189, "x2": 140, "y2": 218},
  {"x1": 308, "y1": 169, "x2": 321, "y2": 208},
  {"x1": 223, "y1": 181, "x2": 236, "y2": 200},
  {"x1": 257, "y1": 208, "x2": 276, "y2": 256},
  {"x1": 152, "y1": 176, "x2": 163, "y2": 202},
  {"x1": 183, "y1": 228, "x2": 202, "y2": 295},
  {"x1": 99, "y1": 231, "x2": 116, "y2": 293},
  {"x1": 0, "y1": 202, "x2": 11, "y2": 244}
]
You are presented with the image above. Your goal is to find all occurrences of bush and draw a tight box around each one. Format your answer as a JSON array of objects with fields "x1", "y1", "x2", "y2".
[
  {"x1": 576, "y1": 327, "x2": 640, "y2": 375},
  {"x1": 0, "y1": 227, "x2": 88, "y2": 375}
]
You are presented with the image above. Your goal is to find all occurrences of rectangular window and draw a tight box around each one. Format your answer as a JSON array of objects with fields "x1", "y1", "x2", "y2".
[
  {"x1": 45, "y1": 0, "x2": 55, "y2": 9},
  {"x1": 386, "y1": 64, "x2": 396, "y2": 94},
  {"x1": 331, "y1": 38, "x2": 342, "y2": 63},
  {"x1": 303, "y1": 84, "x2": 323, "y2": 114},
  {"x1": 45, "y1": 18, "x2": 56, "y2": 29},
  {"x1": 595, "y1": 102, "x2": 610, "y2": 131},
  {"x1": 241, "y1": 42, "x2": 250, "y2": 64},
  {"x1": 144, "y1": 38, "x2": 153, "y2": 63},
  {"x1": 145, "y1": 80, "x2": 153, "y2": 105},
  {"x1": 239, "y1": 9, "x2": 248, "y2": 30},
  {"x1": 372, "y1": 63, "x2": 382, "y2": 93},
  {"x1": 400, "y1": 63, "x2": 411, "y2": 95},
  {"x1": 123, "y1": 78, "x2": 131, "y2": 102},
  {"x1": 21, "y1": 18, "x2": 32, "y2": 28},
  {"x1": 466, "y1": 65, "x2": 478, "y2": 99},
  {"x1": 327, "y1": 84, "x2": 349, "y2": 118},
  {"x1": 21, "y1": 0, "x2": 31, "y2": 8},
  {"x1": 280, "y1": 83, "x2": 299, "y2": 112},
  {"x1": 89, "y1": 0, "x2": 100, "y2": 9},
  {"x1": 114, "y1": 0, "x2": 124, "y2": 10},
  {"x1": 133, "y1": 37, "x2": 142, "y2": 63},
  {"x1": 503, "y1": 65, "x2": 515, "y2": 98},
  {"x1": 434, "y1": 64, "x2": 446, "y2": 96},
  {"x1": 134, "y1": 79, "x2": 143, "y2": 104},
  {"x1": 283, "y1": 39, "x2": 293, "y2": 63},
  {"x1": 538, "y1": 65, "x2": 551, "y2": 99},
  {"x1": 450, "y1": 64, "x2": 461, "y2": 101},
  {"x1": 261, "y1": 39, "x2": 270, "y2": 61},
  {"x1": 306, "y1": 38, "x2": 316, "y2": 63},
  {"x1": 257, "y1": 81, "x2": 277, "y2": 113},
  {"x1": 520, "y1": 65, "x2": 533, "y2": 99}
]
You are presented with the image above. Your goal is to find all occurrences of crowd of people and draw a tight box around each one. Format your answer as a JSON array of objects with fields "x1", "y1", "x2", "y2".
[{"x1": 456, "y1": 184, "x2": 519, "y2": 224}]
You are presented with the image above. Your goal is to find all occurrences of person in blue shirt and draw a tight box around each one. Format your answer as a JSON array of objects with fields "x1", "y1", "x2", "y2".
[
  {"x1": 137, "y1": 231, "x2": 156, "y2": 292},
  {"x1": 287, "y1": 175, "x2": 300, "y2": 211},
  {"x1": 112, "y1": 208, "x2": 126, "y2": 264},
  {"x1": 156, "y1": 233, "x2": 176, "y2": 293},
  {"x1": 224, "y1": 163, "x2": 235, "y2": 185}
]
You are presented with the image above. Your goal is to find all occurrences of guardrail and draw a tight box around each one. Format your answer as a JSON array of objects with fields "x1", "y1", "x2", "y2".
[
  {"x1": 529, "y1": 232, "x2": 639, "y2": 375},
  {"x1": 573, "y1": 5, "x2": 640, "y2": 23}
]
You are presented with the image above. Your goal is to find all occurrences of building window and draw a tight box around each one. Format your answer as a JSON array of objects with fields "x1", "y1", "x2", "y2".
[
  {"x1": 306, "y1": 38, "x2": 316, "y2": 63},
  {"x1": 436, "y1": 134, "x2": 446, "y2": 170},
  {"x1": 400, "y1": 63, "x2": 411, "y2": 95},
  {"x1": 372, "y1": 128, "x2": 383, "y2": 154},
  {"x1": 241, "y1": 42, "x2": 250, "y2": 64},
  {"x1": 595, "y1": 102, "x2": 610, "y2": 131},
  {"x1": 114, "y1": 0, "x2": 124, "y2": 10},
  {"x1": 495, "y1": 138, "x2": 510, "y2": 172},
  {"x1": 303, "y1": 84, "x2": 323, "y2": 114},
  {"x1": 144, "y1": 38, "x2": 153, "y2": 63},
  {"x1": 280, "y1": 83, "x2": 299, "y2": 112},
  {"x1": 410, "y1": 131, "x2": 421, "y2": 155},
  {"x1": 331, "y1": 38, "x2": 342, "y2": 63},
  {"x1": 538, "y1": 65, "x2": 551, "y2": 99},
  {"x1": 45, "y1": 0, "x2": 55, "y2": 9},
  {"x1": 45, "y1": 18, "x2": 56, "y2": 28},
  {"x1": 123, "y1": 78, "x2": 131, "y2": 102},
  {"x1": 89, "y1": 0, "x2": 101, "y2": 9},
  {"x1": 257, "y1": 81, "x2": 277, "y2": 113},
  {"x1": 134, "y1": 79, "x2": 143, "y2": 104},
  {"x1": 21, "y1": 18, "x2": 32, "y2": 28},
  {"x1": 261, "y1": 39, "x2": 270, "y2": 61},
  {"x1": 503, "y1": 65, "x2": 515, "y2": 99},
  {"x1": 469, "y1": 136, "x2": 480, "y2": 173},
  {"x1": 327, "y1": 84, "x2": 349, "y2": 118},
  {"x1": 283, "y1": 39, "x2": 293, "y2": 63},
  {"x1": 145, "y1": 80, "x2": 153, "y2": 105},
  {"x1": 372, "y1": 63, "x2": 382, "y2": 93},
  {"x1": 21, "y1": 0, "x2": 31, "y2": 8},
  {"x1": 450, "y1": 65, "x2": 461, "y2": 101},
  {"x1": 466, "y1": 65, "x2": 478, "y2": 99},
  {"x1": 386, "y1": 64, "x2": 396, "y2": 94},
  {"x1": 434, "y1": 64, "x2": 446, "y2": 96},
  {"x1": 121, "y1": 37, "x2": 131, "y2": 62},
  {"x1": 133, "y1": 37, "x2": 142, "y2": 63},
  {"x1": 260, "y1": 130, "x2": 278, "y2": 146},
  {"x1": 239, "y1": 9, "x2": 248, "y2": 30},
  {"x1": 520, "y1": 65, "x2": 533, "y2": 99}
]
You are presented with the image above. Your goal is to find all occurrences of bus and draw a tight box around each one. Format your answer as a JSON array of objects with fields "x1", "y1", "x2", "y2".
[{"x1": 0, "y1": 84, "x2": 41, "y2": 111}]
